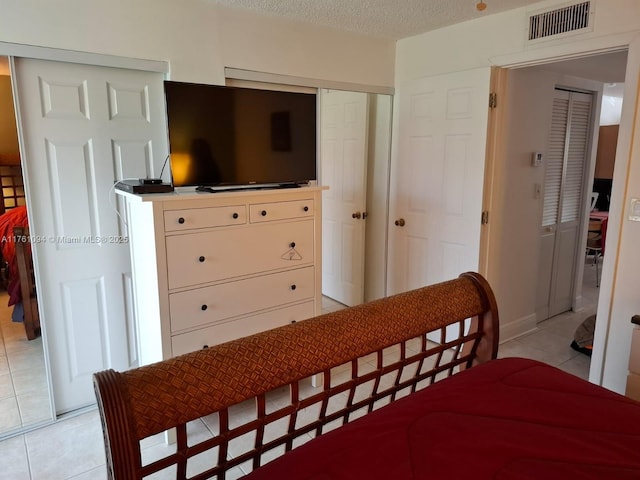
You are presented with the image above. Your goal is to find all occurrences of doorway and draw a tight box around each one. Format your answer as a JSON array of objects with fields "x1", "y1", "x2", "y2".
[
  {"x1": 492, "y1": 50, "x2": 627, "y2": 378},
  {"x1": 320, "y1": 90, "x2": 392, "y2": 307},
  {"x1": 530, "y1": 53, "x2": 626, "y2": 319}
]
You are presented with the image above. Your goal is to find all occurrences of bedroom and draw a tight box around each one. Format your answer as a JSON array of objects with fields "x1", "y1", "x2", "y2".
[{"x1": 1, "y1": 0, "x2": 640, "y2": 476}]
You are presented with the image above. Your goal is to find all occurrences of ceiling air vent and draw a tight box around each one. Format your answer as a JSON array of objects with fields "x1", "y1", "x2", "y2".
[{"x1": 529, "y1": 1, "x2": 591, "y2": 41}]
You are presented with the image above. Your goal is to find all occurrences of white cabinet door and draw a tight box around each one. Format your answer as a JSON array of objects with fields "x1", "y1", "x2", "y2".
[
  {"x1": 388, "y1": 68, "x2": 491, "y2": 293},
  {"x1": 12, "y1": 58, "x2": 168, "y2": 413},
  {"x1": 320, "y1": 89, "x2": 368, "y2": 306}
]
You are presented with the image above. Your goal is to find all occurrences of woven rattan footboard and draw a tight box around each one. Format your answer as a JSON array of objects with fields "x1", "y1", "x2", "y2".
[{"x1": 94, "y1": 271, "x2": 499, "y2": 480}]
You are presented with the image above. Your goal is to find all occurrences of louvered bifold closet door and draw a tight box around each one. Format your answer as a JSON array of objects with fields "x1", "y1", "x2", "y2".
[
  {"x1": 542, "y1": 94, "x2": 570, "y2": 227},
  {"x1": 561, "y1": 94, "x2": 592, "y2": 223},
  {"x1": 542, "y1": 90, "x2": 593, "y2": 230},
  {"x1": 539, "y1": 88, "x2": 594, "y2": 319}
]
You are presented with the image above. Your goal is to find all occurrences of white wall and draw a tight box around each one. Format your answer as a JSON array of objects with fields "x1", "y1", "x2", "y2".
[
  {"x1": 395, "y1": 0, "x2": 640, "y2": 393},
  {"x1": 0, "y1": 75, "x2": 19, "y2": 157},
  {"x1": 0, "y1": 0, "x2": 395, "y2": 88},
  {"x1": 600, "y1": 83, "x2": 624, "y2": 125},
  {"x1": 597, "y1": 39, "x2": 640, "y2": 393},
  {"x1": 396, "y1": 0, "x2": 640, "y2": 79}
]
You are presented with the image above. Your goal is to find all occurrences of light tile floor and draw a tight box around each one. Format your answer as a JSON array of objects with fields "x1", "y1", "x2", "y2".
[
  {"x1": 0, "y1": 268, "x2": 600, "y2": 479},
  {"x1": 498, "y1": 258, "x2": 599, "y2": 382},
  {"x1": 0, "y1": 293, "x2": 51, "y2": 439}
]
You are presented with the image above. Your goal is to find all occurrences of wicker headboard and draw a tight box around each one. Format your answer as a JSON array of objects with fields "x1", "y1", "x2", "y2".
[{"x1": 94, "y1": 271, "x2": 499, "y2": 479}]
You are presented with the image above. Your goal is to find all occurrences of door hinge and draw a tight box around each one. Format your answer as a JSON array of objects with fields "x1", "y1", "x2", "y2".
[
  {"x1": 489, "y1": 92, "x2": 497, "y2": 109},
  {"x1": 481, "y1": 211, "x2": 489, "y2": 225}
]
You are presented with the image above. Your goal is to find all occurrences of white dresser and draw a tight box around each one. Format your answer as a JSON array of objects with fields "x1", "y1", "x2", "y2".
[{"x1": 117, "y1": 186, "x2": 325, "y2": 365}]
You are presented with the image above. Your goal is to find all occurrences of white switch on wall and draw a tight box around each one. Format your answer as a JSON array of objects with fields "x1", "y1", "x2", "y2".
[
  {"x1": 531, "y1": 152, "x2": 544, "y2": 167},
  {"x1": 629, "y1": 198, "x2": 640, "y2": 221}
]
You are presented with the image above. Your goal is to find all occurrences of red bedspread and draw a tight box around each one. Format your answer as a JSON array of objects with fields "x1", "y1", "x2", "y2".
[
  {"x1": 0, "y1": 206, "x2": 29, "y2": 305},
  {"x1": 245, "y1": 358, "x2": 640, "y2": 479}
]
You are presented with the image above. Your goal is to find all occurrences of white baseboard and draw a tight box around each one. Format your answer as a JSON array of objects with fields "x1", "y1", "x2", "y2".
[
  {"x1": 499, "y1": 313, "x2": 538, "y2": 343},
  {"x1": 572, "y1": 294, "x2": 587, "y2": 312}
]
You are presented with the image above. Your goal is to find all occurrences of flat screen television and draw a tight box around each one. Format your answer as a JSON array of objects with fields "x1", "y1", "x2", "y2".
[
  {"x1": 164, "y1": 81, "x2": 317, "y2": 189},
  {"x1": 592, "y1": 178, "x2": 612, "y2": 211}
]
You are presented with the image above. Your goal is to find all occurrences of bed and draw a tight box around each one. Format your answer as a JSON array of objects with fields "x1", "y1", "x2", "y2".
[
  {"x1": 0, "y1": 206, "x2": 39, "y2": 340},
  {"x1": 0, "y1": 205, "x2": 28, "y2": 303},
  {"x1": 93, "y1": 272, "x2": 640, "y2": 479}
]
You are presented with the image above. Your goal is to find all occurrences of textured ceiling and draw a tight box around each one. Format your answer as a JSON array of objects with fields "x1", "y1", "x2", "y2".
[{"x1": 206, "y1": 0, "x2": 543, "y2": 39}]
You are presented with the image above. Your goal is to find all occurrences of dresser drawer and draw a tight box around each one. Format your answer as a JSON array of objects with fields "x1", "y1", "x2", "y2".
[
  {"x1": 166, "y1": 220, "x2": 314, "y2": 289},
  {"x1": 164, "y1": 205, "x2": 246, "y2": 232},
  {"x1": 250, "y1": 199, "x2": 314, "y2": 223},
  {"x1": 169, "y1": 266, "x2": 315, "y2": 332},
  {"x1": 171, "y1": 301, "x2": 315, "y2": 355}
]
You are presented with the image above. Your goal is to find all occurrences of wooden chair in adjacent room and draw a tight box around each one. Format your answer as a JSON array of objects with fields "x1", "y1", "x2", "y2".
[{"x1": 586, "y1": 217, "x2": 608, "y2": 288}]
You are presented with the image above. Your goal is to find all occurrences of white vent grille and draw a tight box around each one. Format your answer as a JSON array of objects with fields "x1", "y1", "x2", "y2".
[{"x1": 529, "y1": 2, "x2": 591, "y2": 41}]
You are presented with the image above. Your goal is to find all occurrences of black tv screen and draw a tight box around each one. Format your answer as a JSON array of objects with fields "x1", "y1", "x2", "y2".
[{"x1": 164, "y1": 81, "x2": 317, "y2": 188}]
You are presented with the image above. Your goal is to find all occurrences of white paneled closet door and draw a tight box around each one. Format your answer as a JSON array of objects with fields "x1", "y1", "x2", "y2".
[
  {"x1": 320, "y1": 89, "x2": 369, "y2": 306},
  {"x1": 12, "y1": 58, "x2": 168, "y2": 413},
  {"x1": 387, "y1": 68, "x2": 491, "y2": 294},
  {"x1": 537, "y1": 88, "x2": 593, "y2": 320}
]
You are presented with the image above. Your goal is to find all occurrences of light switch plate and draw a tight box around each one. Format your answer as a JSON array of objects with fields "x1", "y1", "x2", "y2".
[
  {"x1": 531, "y1": 152, "x2": 543, "y2": 167},
  {"x1": 630, "y1": 198, "x2": 640, "y2": 221}
]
